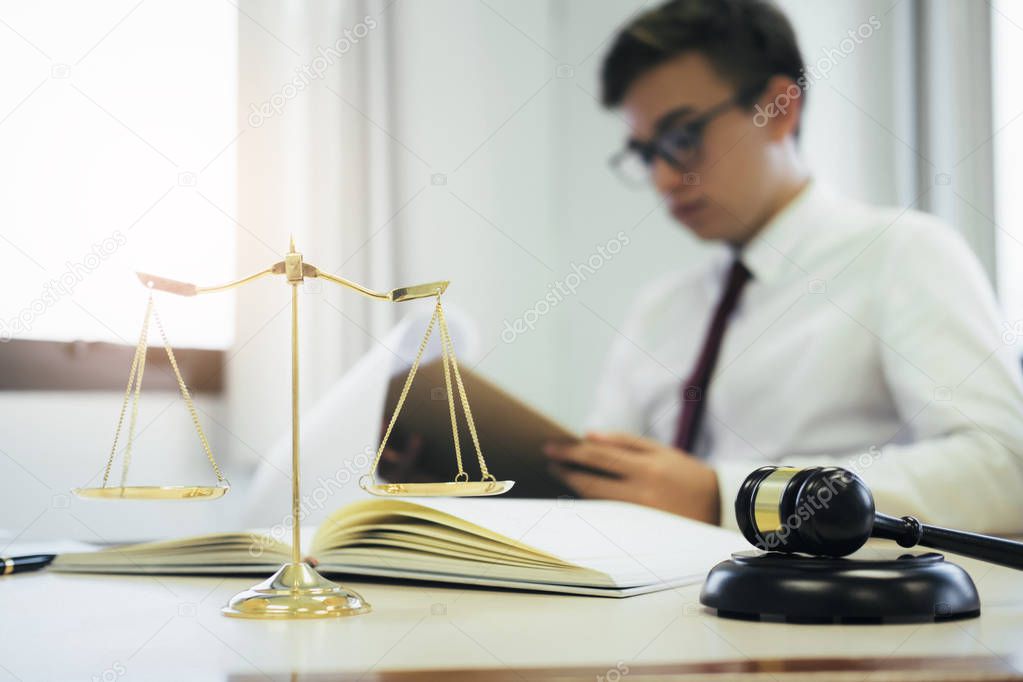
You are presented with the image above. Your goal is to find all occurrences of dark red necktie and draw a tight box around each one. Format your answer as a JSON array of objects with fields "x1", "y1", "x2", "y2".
[{"x1": 673, "y1": 258, "x2": 752, "y2": 452}]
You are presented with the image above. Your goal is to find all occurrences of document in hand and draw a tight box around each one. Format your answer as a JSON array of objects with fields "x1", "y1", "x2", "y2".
[
  {"x1": 52, "y1": 498, "x2": 747, "y2": 597},
  {"x1": 381, "y1": 359, "x2": 583, "y2": 497}
]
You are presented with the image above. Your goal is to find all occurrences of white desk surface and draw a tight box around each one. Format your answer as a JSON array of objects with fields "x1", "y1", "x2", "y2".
[{"x1": 2, "y1": 545, "x2": 1022, "y2": 682}]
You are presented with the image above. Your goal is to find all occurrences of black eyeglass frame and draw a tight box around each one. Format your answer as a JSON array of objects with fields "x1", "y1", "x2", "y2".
[{"x1": 609, "y1": 82, "x2": 767, "y2": 182}]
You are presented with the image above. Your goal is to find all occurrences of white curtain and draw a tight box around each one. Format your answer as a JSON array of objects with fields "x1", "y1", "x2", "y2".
[
  {"x1": 911, "y1": 0, "x2": 997, "y2": 279},
  {"x1": 785, "y1": 0, "x2": 998, "y2": 285},
  {"x1": 229, "y1": 0, "x2": 401, "y2": 472}
]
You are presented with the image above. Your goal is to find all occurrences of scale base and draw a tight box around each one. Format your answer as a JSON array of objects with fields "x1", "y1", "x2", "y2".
[
  {"x1": 700, "y1": 550, "x2": 980, "y2": 624},
  {"x1": 222, "y1": 562, "x2": 371, "y2": 619}
]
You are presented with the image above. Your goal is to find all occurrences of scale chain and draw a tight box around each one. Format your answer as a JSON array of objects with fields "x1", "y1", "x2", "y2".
[
  {"x1": 152, "y1": 301, "x2": 225, "y2": 484},
  {"x1": 368, "y1": 303, "x2": 440, "y2": 480},
  {"x1": 101, "y1": 295, "x2": 153, "y2": 488},
  {"x1": 119, "y1": 298, "x2": 151, "y2": 487},
  {"x1": 439, "y1": 328, "x2": 466, "y2": 480},
  {"x1": 99, "y1": 292, "x2": 225, "y2": 489},
  {"x1": 366, "y1": 294, "x2": 494, "y2": 484},
  {"x1": 436, "y1": 299, "x2": 492, "y2": 480}
]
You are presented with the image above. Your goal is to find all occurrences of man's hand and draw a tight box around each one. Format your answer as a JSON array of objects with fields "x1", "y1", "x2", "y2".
[
  {"x1": 376, "y1": 422, "x2": 435, "y2": 483},
  {"x1": 543, "y1": 431, "x2": 721, "y2": 524}
]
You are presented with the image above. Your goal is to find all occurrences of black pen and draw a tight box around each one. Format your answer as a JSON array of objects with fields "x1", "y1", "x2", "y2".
[{"x1": 1, "y1": 554, "x2": 56, "y2": 575}]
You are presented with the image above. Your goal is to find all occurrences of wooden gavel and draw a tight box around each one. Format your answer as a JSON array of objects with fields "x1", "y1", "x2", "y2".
[{"x1": 735, "y1": 465, "x2": 1023, "y2": 570}]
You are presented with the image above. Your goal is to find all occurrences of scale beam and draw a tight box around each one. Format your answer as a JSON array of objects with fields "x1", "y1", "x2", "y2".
[{"x1": 137, "y1": 262, "x2": 448, "y2": 303}]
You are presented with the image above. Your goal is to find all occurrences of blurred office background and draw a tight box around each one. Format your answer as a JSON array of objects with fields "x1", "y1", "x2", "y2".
[{"x1": 1, "y1": 0, "x2": 1021, "y2": 541}]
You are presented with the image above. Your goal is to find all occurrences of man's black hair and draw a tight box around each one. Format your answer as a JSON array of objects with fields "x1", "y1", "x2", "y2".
[{"x1": 601, "y1": 0, "x2": 806, "y2": 112}]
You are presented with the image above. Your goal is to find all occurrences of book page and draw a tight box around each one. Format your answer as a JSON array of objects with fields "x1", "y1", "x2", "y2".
[
  {"x1": 52, "y1": 532, "x2": 292, "y2": 571},
  {"x1": 313, "y1": 497, "x2": 747, "y2": 588}
]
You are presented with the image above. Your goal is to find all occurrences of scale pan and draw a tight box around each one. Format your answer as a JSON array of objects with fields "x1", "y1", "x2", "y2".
[
  {"x1": 362, "y1": 480, "x2": 514, "y2": 497},
  {"x1": 73, "y1": 485, "x2": 230, "y2": 500}
]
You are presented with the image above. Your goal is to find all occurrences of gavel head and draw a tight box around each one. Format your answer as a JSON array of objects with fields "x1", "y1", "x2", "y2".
[{"x1": 735, "y1": 466, "x2": 875, "y2": 556}]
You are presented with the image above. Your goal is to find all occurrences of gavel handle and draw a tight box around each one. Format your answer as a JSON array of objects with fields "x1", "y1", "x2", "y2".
[{"x1": 872, "y1": 513, "x2": 1023, "y2": 570}]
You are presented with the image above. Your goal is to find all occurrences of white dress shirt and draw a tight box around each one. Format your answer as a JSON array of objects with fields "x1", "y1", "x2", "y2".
[{"x1": 587, "y1": 180, "x2": 1023, "y2": 533}]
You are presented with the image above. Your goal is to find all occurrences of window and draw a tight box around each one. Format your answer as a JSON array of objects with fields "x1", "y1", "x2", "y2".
[
  {"x1": 0, "y1": 1, "x2": 237, "y2": 354},
  {"x1": 992, "y1": 2, "x2": 1023, "y2": 333}
]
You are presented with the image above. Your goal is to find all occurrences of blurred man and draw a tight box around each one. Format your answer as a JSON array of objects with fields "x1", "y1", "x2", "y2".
[{"x1": 540, "y1": 0, "x2": 1023, "y2": 532}]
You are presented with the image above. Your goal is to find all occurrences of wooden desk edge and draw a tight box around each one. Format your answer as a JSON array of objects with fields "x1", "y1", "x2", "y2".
[{"x1": 228, "y1": 654, "x2": 1023, "y2": 681}]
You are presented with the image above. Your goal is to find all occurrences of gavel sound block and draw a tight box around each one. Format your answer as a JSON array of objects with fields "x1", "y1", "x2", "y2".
[{"x1": 699, "y1": 466, "x2": 1023, "y2": 623}]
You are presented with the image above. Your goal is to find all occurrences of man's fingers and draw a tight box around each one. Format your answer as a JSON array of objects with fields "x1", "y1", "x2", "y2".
[
  {"x1": 585, "y1": 430, "x2": 662, "y2": 452},
  {"x1": 381, "y1": 437, "x2": 420, "y2": 463},
  {"x1": 378, "y1": 433, "x2": 425, "y2": 482},
  {"x1": 550, "y1": 464, "x2": 630, "y2": 500},
  {"x1": 543, "y1": 441, "x2": 632, "y2": 476}
]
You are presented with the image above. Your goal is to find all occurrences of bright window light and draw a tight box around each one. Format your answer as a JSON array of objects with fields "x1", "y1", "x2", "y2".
[
  {"x1": 992, "y1": 1, "x2": 1023, "y2": 334},
  {"x1": 0, "y1": 0, "x2": 237, "y2": 349}
]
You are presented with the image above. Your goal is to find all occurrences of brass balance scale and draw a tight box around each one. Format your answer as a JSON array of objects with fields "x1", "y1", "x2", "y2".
[{"x1": 72, "y1": 239, "x2": 513, "y2": 619}]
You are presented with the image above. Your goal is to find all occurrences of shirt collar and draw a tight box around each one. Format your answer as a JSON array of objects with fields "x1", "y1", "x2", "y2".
[{"x1": 736, "y1": 179, "x2": 831, "y2": 285}]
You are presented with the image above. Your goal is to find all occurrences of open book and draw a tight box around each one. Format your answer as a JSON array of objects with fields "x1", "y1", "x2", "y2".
[{"x1": 52, "y1": 498, "x2": 746, "y2": 597}]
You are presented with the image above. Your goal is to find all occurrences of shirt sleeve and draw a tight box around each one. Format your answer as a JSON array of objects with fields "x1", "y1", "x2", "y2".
[{"x1": 716, "y1": 218, "x2": 1023, "y2": 534}]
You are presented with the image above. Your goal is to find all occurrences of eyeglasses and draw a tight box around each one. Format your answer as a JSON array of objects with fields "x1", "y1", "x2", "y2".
[{"x1": 609, "y1": 84, "x2": 763, "y2": 187}]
